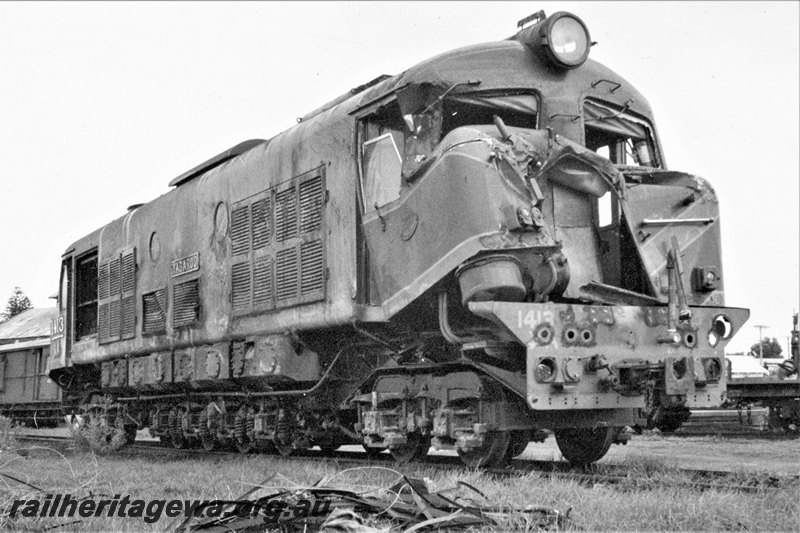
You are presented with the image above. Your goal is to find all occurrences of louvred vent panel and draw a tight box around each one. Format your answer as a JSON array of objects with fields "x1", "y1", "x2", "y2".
[
  {"x1": 230, "y1": 167, "x2": 325, "y2": 315},
  {"x1": 121, "y1": 296, "x2": 135, "y2": 338},
  {"x1": 300, "y1": 239, "x2": 324, "y2": 297},
  {"x1": 299, "y1": 177, "x2": 323, "y2": 233},
  {"x1": 122, "y1": 253, "x2": 135, "y2": 293},
  {"x1": 276, "y1": 248, "x2": 298, "y2": 302},
  {"x1": 275, "y1": 187, "x2": 298, "y2": 242},
  {"x1": 231, "y1": 262, "x2": 251, "y2": 310},
  {"x1": 251, "y1": 198, "x2": 271, "y2": 249},
  {"x1": 109, "y1": 259, "x2": 121, "y2": 296},
  {"x1": 253, "y1": 257, "x2": 273, "y2": 308},
  {"x1": 142, "y1": 289, "x2": 166, "y2": 334},
  {"x1": 173, "y1": 279, "x2": 200, "y2": 327},
  {"x1": 109, "y1": 300, "x2": 120, "y2": 338},
  {"x1": 98, "y1": 263, "x2": 110, "y2": 300},
  {"x1": 98, "y1": 303, "x2": 109, "y2": 340},
  {"x1": 231, "y1": 206, "x2": 250, "y2": 256}
]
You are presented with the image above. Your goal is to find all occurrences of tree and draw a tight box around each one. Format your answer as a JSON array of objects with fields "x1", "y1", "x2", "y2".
[
  {"x1": 749, "y1": 337, "x2": 783, "y2": 359},
  {"x1": 0, "y1": 287, "x2": 32, "y2": 322}
]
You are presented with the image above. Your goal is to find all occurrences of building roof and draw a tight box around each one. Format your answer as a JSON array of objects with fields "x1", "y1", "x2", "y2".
[
  {"x1": 0, "y1": 337, "x2": 50, "y2": 353},
  {"x1": 0, "y1": 307, "x2": 57, "y2": 343}
]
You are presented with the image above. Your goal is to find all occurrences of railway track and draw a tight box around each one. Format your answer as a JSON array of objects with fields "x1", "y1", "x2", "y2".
[{"x1": 13, "y1": 433, "x2": 797, "y2": 495}]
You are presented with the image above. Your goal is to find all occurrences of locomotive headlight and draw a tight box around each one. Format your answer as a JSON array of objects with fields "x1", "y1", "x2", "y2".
[
  {"x1": 547, "y1": 14, "x2": 591, "y2": 68},
  {"x1": 518, "y1": 12, "x2": 592, "y2": 70}
]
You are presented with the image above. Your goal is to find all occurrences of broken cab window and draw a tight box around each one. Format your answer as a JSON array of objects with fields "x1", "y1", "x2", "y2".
[
  {"x1": 584, "y1": 99, "x2": 657, "y2": 167},
  {"x1": 398, "y1": 86, "x2": 539, "y2": 180},
  {"x1": 597, "y1": 191, "x2": 615, "y2": 228},
  {"x1": 442, "y1": 92, "x2": 538, "y2": 134},
  {"x1": 362, "y1": 133, "x2": 403, "y2": 211}
]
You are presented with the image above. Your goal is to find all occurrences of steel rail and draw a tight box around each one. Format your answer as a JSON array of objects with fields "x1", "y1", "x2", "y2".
[{"x1": 14, "y1": 434, "x2": 796, "y2": 494}]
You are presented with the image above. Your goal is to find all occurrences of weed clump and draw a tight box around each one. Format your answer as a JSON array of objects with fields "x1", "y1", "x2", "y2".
[
  {"x1": 0, "y1": 415, "x2": 19, "y2": 452},
  {"x1": 70, "y1": 417, "x2": 128, "y2": 454}
]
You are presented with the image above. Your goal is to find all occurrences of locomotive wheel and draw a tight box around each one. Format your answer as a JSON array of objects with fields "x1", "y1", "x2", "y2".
[
  {"x1": 198, "y1": 409, "x2": 218, "y2": 451},
  {"x1": 315, "y1": 436, "x2": 342, "y2": 455},
  {"x1": 504, "y1": 430, "x2": 530, "y2": 460},
  {"x1": 555, "y1": 426, "x2": 615, "y2": 465},
  {"x1": 123, "y1": 423, "x2": 138, "y2": 444},
  {"x1": 457, "y1": 431, "x2": 511, "y2": 468},
  {"x1": 318, "y1": 443, "x2": 341, "y2": 454},
  {"x1": 273, "y1": 435, "x2": 294, "y2": 457},
  {"x1": 649, "y1": 406, "x2": 690, "y2": 433},
  {"x1": 389, "y1": 432, "x2": 431, "y2": 464},
  {"x1": 234, "y1": 406, "x2": 254, "y2": 454},
  {"x1": 780, "y1": 417, "x2": 799, "y2": 436},
  {"x1": 168, "y1": 408, "x2": 187, "y2": 449},
  {"x1": 362, "y1": 443, "x2": 385, "y2": 458}
]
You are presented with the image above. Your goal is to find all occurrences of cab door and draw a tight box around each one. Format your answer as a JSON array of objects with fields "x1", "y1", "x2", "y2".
[
  {"x1": 48, "y1": 259, "x2": 71, "y2": 373},
  {"x1": 356, "y1": 100, "x2": 407, "y2": 306}
]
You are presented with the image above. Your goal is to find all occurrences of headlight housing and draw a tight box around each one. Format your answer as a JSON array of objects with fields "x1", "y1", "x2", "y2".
[{"x1": 516, "y1": 11, "x2": 592, "y2": 70}]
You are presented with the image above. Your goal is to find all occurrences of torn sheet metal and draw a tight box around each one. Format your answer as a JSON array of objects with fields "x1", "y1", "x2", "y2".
[{"x1": 171, "y1": 475, "x2": 569, "y2": 532}]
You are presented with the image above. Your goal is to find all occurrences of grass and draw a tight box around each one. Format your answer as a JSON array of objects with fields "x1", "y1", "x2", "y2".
[{"x1": 1, "y1": 425, "x2": 798, "y2": 531}]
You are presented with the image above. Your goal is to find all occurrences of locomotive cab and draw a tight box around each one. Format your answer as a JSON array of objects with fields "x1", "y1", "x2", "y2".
[{"x1": 352, "y1": 11, "x2": 748, "y2": 465}]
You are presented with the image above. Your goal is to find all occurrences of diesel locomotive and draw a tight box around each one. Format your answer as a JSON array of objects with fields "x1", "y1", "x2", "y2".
[{"x1": 48, "y1": 11, "x2": 749, "y2": 466}]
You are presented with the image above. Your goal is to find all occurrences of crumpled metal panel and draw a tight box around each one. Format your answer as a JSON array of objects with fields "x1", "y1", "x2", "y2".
[{"x1": 619, "y1": 171, "x2": 724, "y2": 306}]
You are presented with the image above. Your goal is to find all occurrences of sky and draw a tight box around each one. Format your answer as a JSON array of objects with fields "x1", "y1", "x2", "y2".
[{"x1": 0, "y1": 2, "x2": 797, "y2": 354}]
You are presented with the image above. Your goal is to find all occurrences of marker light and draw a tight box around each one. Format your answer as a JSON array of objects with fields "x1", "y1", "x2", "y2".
[
  {"x1": 516, "y1": 11, "x2": 592, "y2": 70},
  {"x1": 535, "y1": 358, "x2": 557, "y2": 382}
]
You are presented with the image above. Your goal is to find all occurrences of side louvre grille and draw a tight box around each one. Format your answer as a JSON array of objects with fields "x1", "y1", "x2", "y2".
[
  {"x1": 253, "y1": 257, "x2": 273, "y2": 308},
  {"x1": 120, "y1": 249, "x2": 136, "y2": 338},
  {"x1": 275, "y1": 187, "x2": 298, "y2": 242},
  {"x1": 229, "y1": 166, "x2": 325, "y2": 315},
  {"x1": 109, "y1": 259, "x2": 121, "y2": 296},
  {"x1": 98, "y1": 248, "x2": 136, "y2": 343},
  {"x1": 251, "y1": 198, "x2": 271, "y2": 249},
  {"x1": 98, "y1": 303, "x2": 109, "y2": 340},
  {"x1": 275, "y1": 248, "x2": 298, "y2": 302},
  {"x1": 142, "y1": 289, "x2": 166, "y2": 334},
  {"x1": 231, "y1": 206, "x2": 250, "y2": 256},
  {"x1": 121, "y1": 296, "x2": 135, "y2": 337},
  {"x1": 122, "y1": 253, "x2": 135, "y2": 292},
  {"x1": 98, "y1": 263, "x2": 110, "y2": 300},
  {"x1": 231, "y1": 262, "x2": 251, "y2": 310},
  {"x1": 299, "y1": 177, "x2": 323, "y2": 233},
  {"x1": 109, "y1": 300, "x2": 120, "y2": 337},
  {"x1": 300, "y1": 239, "x2": 324, "y2": 297},
  {"x1": 173, "y1": 279, "x2": 200, "y2": 327}
]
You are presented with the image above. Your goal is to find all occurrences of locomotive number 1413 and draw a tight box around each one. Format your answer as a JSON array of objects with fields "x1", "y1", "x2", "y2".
[{"x1": 517, "y1": 309, "x2": 555, "y2": 330}]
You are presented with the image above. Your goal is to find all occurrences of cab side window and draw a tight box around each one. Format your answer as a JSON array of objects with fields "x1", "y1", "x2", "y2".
[
  {"x1": 360, "y1": 101, "x2": 405, "y2": 212},
  {"x1": 75, "y1": 252, "x2": 98, "y2": 340},
  {"x1": 584, "y1": 99, "x2": 657, "y2": 168}
]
